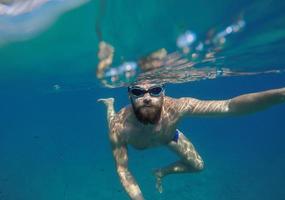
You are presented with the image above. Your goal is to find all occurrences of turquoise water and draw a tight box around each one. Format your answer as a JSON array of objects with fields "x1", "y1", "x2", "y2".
[{"x1": 1, "y1": 0, "x2": 285, "y2": 199}]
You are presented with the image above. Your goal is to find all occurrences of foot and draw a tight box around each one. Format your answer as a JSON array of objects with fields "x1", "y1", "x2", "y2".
[
  {"x1": 154, "y1": 169, "x2": 164, "y2": 193},
  {"x1": 97, "y1": 98, "x2": 114, "y2": 107}
]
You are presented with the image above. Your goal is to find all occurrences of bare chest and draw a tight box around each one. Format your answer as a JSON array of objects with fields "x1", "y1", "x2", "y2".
[{"x1": 123, "y1": 118, "x2": 178, "y2": 149}]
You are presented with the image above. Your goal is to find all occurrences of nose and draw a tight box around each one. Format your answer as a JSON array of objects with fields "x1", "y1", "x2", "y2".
[
  {"x1": 143, "y1": 94, "x2": 152, "y2": 104},
  {"x1": 143, "y1": 98, "x2": 151, "y2": 104}
]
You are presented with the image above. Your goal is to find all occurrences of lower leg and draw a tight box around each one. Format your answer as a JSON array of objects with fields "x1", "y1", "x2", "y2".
[
  {"x1": 154, "y1": 160, "x2": 204, "y2": 193},
  {"x1": 154, "y1": 130, "x2": 204, "y2": 193},
  {"x1": 157, "y1": 160, "x2": 203, "y2": 177}
]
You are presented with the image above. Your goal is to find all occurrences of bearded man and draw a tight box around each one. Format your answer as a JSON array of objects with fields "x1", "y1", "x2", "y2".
[{"x1": 98, "y1": 82, "x2": 285, "y2": 200}]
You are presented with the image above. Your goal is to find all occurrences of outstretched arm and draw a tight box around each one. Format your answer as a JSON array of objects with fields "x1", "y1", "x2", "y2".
[
  {"x1": 178, "y1": 87, "x2": 285, "y2": 117},
  {"x1": 110, "y1": 130, "x2": 144, "y2": 200},
  {"x1": 228, "y1": 87, "x2": 285, "y2": 115}
]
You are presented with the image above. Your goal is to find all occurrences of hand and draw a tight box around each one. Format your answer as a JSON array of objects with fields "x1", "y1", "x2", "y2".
[
  {"x1": 281, "y1": 87, "x2": 285, "y2": 100},
  {"x1": 97, "y1": 98, "x2": 114, "y2": 107}
]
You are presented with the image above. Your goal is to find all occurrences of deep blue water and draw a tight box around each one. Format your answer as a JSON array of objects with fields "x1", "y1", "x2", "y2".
[
  {"x1": 1, "y1": 74, "x2": 285, "y2": 200},
  {"x1": 1, "y1": 0, "x2": 285, "y2": 200}
]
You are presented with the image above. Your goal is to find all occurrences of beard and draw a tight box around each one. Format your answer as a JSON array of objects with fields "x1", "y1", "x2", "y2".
[{"x1": 131, "y1": 101, "x2": 162, "y2": 125}]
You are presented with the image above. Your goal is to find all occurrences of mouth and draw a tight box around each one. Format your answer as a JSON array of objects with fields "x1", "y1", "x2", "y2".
[
  {"x1": 138, "y1": 105, "x2": 154, "y2": 110},
  {"x1": 142, "y1": 104, "x2": 153, "y2": 108}
]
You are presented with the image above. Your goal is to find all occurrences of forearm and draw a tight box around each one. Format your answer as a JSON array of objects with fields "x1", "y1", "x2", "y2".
[
  {"x1": 118, "y1": 169, "x2": 144, "y2": 200},
  {"x1": 228, "y1": 87, "x2": 285, "y2": 115}
]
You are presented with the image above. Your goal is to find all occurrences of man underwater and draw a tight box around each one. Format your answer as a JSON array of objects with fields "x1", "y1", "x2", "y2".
[{"x1": 98, "y1": 82, "x2": 285, "y2": 200}]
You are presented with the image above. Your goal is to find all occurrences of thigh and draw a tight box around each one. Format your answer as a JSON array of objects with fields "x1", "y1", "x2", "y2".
[{"x1": 167, "y1": 129, "x2": 203, "y2": 165}]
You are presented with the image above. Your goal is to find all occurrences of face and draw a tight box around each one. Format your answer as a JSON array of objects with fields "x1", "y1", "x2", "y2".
[{"x1": 129, "y1": 83, "x2": 164, "y2": 125}]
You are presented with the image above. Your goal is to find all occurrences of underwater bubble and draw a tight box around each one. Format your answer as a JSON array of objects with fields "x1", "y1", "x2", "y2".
[{"x1": 176, "y1": 30, "x2": 197, "y2": 49}]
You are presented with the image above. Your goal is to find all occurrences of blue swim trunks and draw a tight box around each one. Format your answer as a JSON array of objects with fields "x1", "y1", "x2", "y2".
[{"x1": 172, "y1": 129, "x2": 180, "y2": 143}]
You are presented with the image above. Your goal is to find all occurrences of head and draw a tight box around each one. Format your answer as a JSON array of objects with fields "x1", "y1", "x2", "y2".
[{"x1": 128, "y1": 82, "x2": 165, "y2": 125}]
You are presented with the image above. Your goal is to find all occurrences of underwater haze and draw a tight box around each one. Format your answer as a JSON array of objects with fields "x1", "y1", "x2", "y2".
[{"x1": 1, "y1": 0, "x2": 285, "y2": 199}]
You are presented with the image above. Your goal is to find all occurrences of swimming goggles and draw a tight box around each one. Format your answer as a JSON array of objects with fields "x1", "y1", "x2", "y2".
[{"x1": 128, "y1": 85, "x2": 164, "y2": 97}]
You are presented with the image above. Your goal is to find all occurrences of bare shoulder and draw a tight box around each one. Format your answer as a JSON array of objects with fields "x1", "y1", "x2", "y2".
[
  {"x1": 164, "y1": 96, "x2": 197, "y2": 112},
  {"x1": 114, "y1": 105, "x2": 133, "y2": 123}
]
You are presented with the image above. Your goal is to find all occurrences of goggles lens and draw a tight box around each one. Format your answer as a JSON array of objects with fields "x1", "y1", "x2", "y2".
[
  {"x1": 131, "y1": 88, "x2": 145, "y2": 96},
  {"x1": 129, "y1": 86, "x2": 164, "y2": 97},
  {"x1": 149, "y1": 87, "x2": 163, "y2": 96}
]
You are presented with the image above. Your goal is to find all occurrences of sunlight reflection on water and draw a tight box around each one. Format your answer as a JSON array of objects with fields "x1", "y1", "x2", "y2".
[{"x1": 0, "y1": 0, "x2": 89, "y2": 45}]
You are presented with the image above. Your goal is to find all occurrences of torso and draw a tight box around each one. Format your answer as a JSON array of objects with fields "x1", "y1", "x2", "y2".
[{"x1": 113, "y1": 97, "x2": 181, "y2": 149}]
